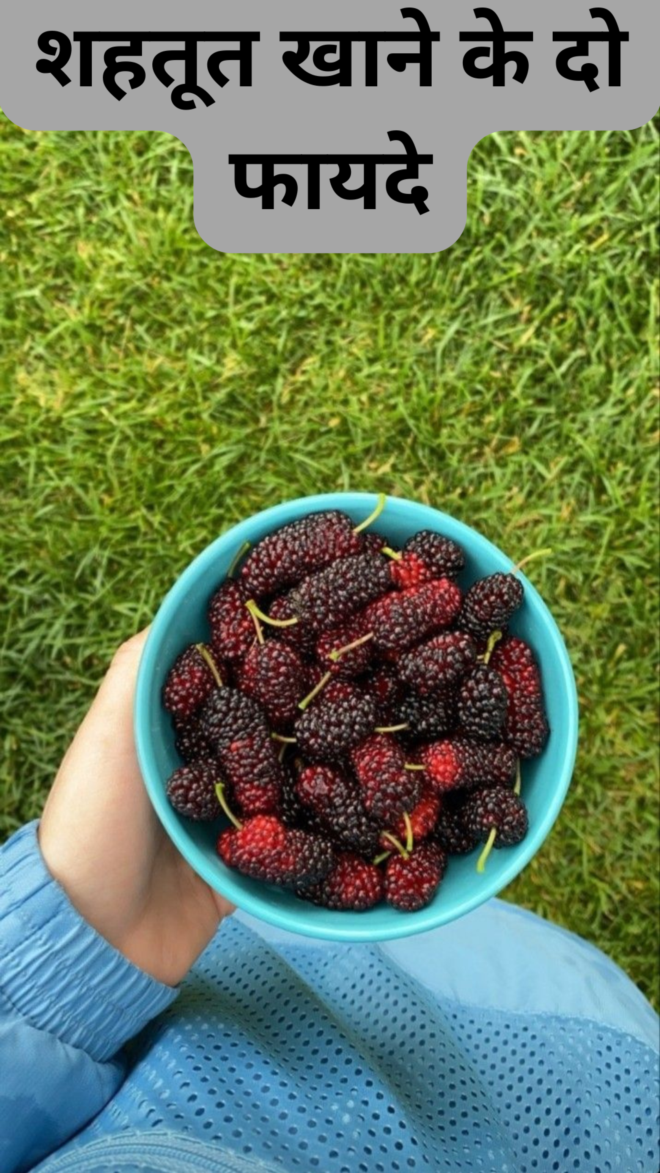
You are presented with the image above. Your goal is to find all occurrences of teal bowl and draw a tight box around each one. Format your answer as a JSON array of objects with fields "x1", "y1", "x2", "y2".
[{"x1": 135, "y1": 492, "x2": 578, "y2": 942}]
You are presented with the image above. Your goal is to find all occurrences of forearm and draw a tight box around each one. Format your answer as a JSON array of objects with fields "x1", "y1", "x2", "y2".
[{"x1": 0, "y1": 822, "x2": 178, "y2": 1173}]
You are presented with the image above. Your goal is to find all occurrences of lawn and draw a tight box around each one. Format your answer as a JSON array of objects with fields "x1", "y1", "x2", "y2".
[{"x1": 0, "y1": 115, "x2": 658, "y2": 1005}]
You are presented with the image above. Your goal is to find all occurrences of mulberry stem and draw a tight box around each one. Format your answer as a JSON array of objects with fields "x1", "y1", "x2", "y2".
[
  {"x1": 298, "y1": 671, "x2": 332, "y2": 711},
  {"x1": 246, "y1": 599, "x2": 299, "y2": 628},
  {"x1": 480, "y1": 630, "x2": 503, "y2": 666},
  {"x1": 215, "y1": 783, "x2": 242, "y2": 830},
  {"x1": 246, "y1": 604, "x2": 265, "y2": 645},
  {"x1": 353, "y1": 492, "x2": 386, "y2": 534},
  {"x1": 514, "y1": 548, "x2": 553, "y2": 575},
  {"x1": 227, "y1": 541, "x2": 251, "y2": 578},
  {"x1": 476, "y1": 827, "x2": 497, "y2": 873},
  {"x1": 195, "y1": 644, "x2": 223, "y2": 688},
  {"x1": 328, "y1": 631, "x2": 375, "y2": 662},
  {"x1": 381, "y1": 832, "x2": 409, "y2": 860}
]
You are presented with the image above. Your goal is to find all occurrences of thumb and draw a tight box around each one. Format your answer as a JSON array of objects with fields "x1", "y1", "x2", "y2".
[
  {"x1": 52, "y1": 629, "x2": 149, "y2": 794},
  {"x1": 40, "y1": 629, "x2": 157, "y2": 877}
]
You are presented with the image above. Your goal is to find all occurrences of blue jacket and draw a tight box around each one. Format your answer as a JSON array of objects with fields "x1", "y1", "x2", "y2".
[{"x1": 1, "y1": 822, "x2": 658, "y2": 1173}]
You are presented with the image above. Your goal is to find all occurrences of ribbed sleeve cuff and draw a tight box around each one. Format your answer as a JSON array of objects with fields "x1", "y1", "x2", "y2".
[{"x1": 0, "y1": 821, "x2": 178, "y2": 1062}]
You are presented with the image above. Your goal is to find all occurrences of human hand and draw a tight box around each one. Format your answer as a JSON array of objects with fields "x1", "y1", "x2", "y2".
[{"x1": 39, "y1": 632, "x2": 234, "y2": 987}]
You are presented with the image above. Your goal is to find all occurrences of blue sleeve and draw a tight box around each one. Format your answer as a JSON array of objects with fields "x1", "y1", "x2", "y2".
[{"x1": 0, "y1": 822, "x2": 179, "y2": 1173}]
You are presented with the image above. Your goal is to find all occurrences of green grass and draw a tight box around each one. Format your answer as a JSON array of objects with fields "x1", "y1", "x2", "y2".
[{"x1": 1, "y1": 115, "x2": 658, "y2": 1005}]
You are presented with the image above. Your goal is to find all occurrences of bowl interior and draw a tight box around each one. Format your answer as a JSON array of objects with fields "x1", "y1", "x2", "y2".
[{"x1": 135, "y1": 493, "x2": 578, "y2": 942}]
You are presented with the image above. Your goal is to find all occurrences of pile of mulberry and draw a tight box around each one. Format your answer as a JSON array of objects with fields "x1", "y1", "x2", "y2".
[{"x1": 162, "y1": 502, "x2": 551, "y2": 911}]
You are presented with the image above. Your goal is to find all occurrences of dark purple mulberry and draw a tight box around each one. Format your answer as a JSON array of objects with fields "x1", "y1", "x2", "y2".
[
  {"x1": 398, "y1": 632, "x2": 477, "y2": 694},
  {"x1": 237, "y1": 642, "x2": 307, "y2": 729},
  {"x1": 200, "y1": 687, "x2": 266, "y2": 751},
  {"x1": 240, "y1": 511, "x2": 361, "y2": 598},
  {"x1": 287, "y1": 554, "x2": 391, "y2": 633},
  {"x1": 296, "y1": 764, "x2": 381, "y2": 857},
  {"x1": 166, "y1": 761, "x2": 222, "y2": 821},
  {"x1": 174, "y1": 714, "x2": 213, "y2": 764},
  {"x1": 462, "y1": 786, "x2": 528, "y2": 847},
  {"x1": 362, "y1": 579, "x2": 463, "y2": 656},
  {"x1": 200, "y1": 688, "x2": 285, "y2": 792},
  {"x1": 458, "y1": 663, "x2": 508, "y2": 741},
  {"x1": 295, "y1": 683, "x2": 376, "y2": 763},
  {"x1": 434, "y1": 799, "x2": 480, "y2": 855},
  {"x1": 397, "y1": 690, "x2": 457, "y2": 742},
  {"x1": 163, "y1": 644, "x2": 223, "y2": 720},
  {"x1": 459, "y1": 573, "x2": 523, "y2": 640}
]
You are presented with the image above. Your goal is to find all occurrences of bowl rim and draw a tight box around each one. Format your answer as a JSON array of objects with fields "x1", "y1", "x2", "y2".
[{"x1": 135, "y1": 491, "x2": 579, "y2": 942}]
